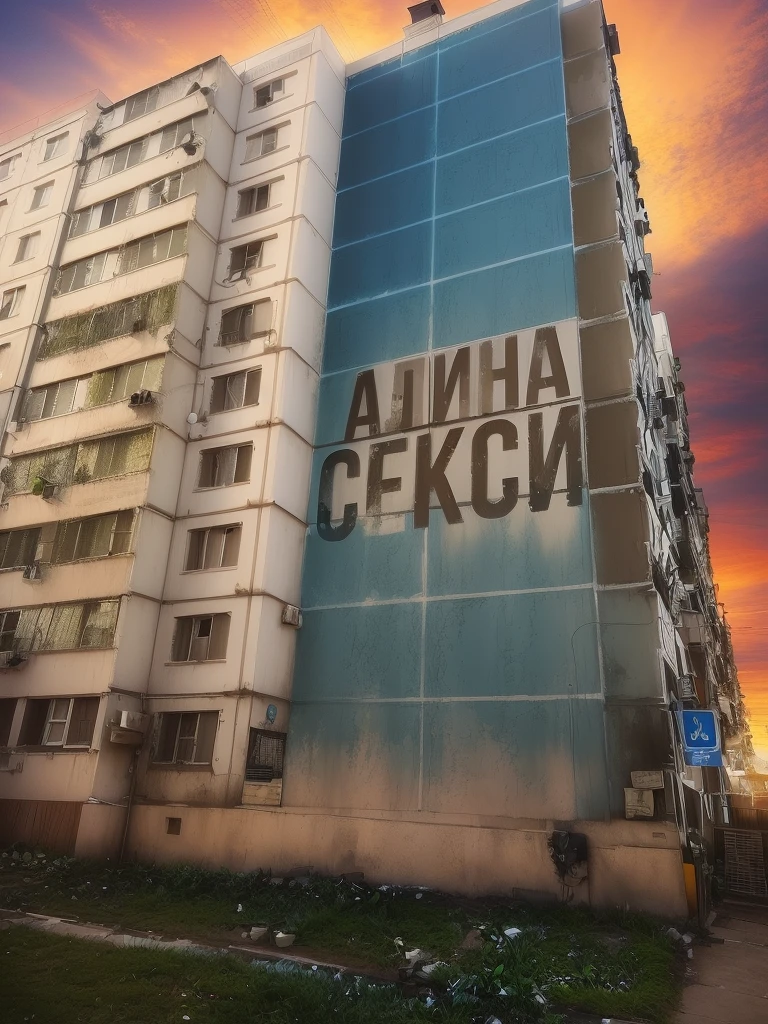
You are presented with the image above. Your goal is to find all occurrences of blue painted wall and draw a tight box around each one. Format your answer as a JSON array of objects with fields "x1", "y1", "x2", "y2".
[{"x1": 284, "y1": 0, "x2": 610, "y2": 822}]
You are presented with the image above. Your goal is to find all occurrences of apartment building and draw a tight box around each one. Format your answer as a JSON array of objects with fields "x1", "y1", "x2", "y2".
[{"x1": 0, "y1": 0, "x2": 749, "y2": 918}]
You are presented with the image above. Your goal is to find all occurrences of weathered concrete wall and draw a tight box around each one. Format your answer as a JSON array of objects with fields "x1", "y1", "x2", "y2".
[{"x1": 125, "y1": 804, "x2": 688, "y2": 919}]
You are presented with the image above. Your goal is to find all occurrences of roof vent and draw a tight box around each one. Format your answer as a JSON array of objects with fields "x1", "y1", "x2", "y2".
[{"x1": 407, "y1": 1, "x2": 445, "y2": 25}]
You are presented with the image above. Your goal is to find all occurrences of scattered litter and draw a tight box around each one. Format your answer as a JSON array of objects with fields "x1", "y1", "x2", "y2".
[
  {"x1": 417, "y1": 961, "x2": 448, "y2": 977},
  {"x1": 415, "y1": 892, "x2": 423, "y2": 899},
  {"x1": 687, "y1": 948, "x2": 693, "y2": 959},
  {"x1": 274, "y1": 931, "x2": 296, "y2": 948},
  {"x1": 682, "y1": 932, "x2": 694, "y2": 945},
  {"x1": 405, "y1": 948, "x2": 429, "y2": 963},
  {"x1": 249, "y1": 926, "x2": 268, "y2": 943},
  {"x1": 484, "y1": 1017, "x2": 503, "y2": 1024},
  {"x1": 236, "y1": 904, "x2": 243, "y2": 913},
  {"x1": 503, "y1": 927, "x2": 522, "y2": 940},
  {"x1": 182, "y1": 1017, "x2": 190, "y2": 1021}
]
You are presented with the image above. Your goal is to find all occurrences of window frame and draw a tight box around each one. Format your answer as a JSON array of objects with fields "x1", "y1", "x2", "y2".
[
  {"x1": 30, "y1": 181, "x2": 54, "y2": 211},
  {"x1": 0, "y1": 154, "x2": 19, "y2": 180},
  {"x1": 0, "y1": 285, "x2": 25, "y2": 320},
  {"x1": 243, "y1": 126, "x2": 280, "y2": 163},
  {"x1": 14, "y1": 232, "x2": 41, "y2": 264},
  {"x1": 196, "y1": 443, "x2": 253, "y2": 489},
  {"x1": 0, "y1": 527, "x2": 41, "y2": 570},
  {"x1": 209, "y1": 368, "x2": 261, "y2": 413},
  {"x1": 152, "y1": 710, "x2": 218, "y2": 766},
  {"x1": 183, "y1": 524, "x2": 242, "y2": 572},
  {"x1": 170, "y1": 614, "x2": 230, "y2": 663},
  {"x1": 43, "y1": 133, "x2": 69, "y2": 162},
  {"x1": 53, "y1": 510, "x2": 136, "y2": 564},
  {"x1": 236, "y1": 182, "x2": 271, "y2": 219},
  {"x1": 253, "y1": 78, "x2": 285, "y2": 110},
  {"x1": 217, "y1": 300, "x2": 272, "y2": 346}
]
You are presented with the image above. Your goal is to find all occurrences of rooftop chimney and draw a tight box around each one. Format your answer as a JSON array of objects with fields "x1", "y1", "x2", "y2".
[{"x1": 407, "y1": 1, "x2": 445, "y2": 25}]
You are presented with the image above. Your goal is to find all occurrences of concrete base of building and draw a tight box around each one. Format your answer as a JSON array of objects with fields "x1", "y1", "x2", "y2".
[{"x1": 123, "y1": 803, "x2": 688, "y2": 919}]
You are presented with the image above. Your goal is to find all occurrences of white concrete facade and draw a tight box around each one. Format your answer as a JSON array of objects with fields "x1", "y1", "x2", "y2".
[{"x1": 0, "y1": 33, "x2": 345, "y2": 855}]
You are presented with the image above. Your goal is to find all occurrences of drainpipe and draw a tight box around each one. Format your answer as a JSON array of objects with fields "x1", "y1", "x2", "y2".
[{"x1": 118, "y1": 746, "x2": 140, "y2": 863}]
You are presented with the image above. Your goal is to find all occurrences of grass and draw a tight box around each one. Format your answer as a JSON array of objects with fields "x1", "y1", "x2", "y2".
[
  {"x1": 0, "y1": 926, "x2": 484, "y2": 1024},
  {"x1": 0, "y1": 851, "x2": 682, "y2": 1022}
]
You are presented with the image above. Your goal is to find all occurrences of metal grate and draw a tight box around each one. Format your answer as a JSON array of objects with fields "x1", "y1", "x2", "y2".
[
  {"x1": 724, "y1": 830, "x2": 768, "y2": 898},
  {"x1": 245, "y1": 729, "x2": 285, "y2": 783}
]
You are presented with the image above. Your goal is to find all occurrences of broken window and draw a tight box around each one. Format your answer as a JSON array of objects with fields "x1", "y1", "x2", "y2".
[
  {"x1": 0, "y1": 286, "x2": 25, "y2": 320},
  {"x1": 184, "y1": 524, "x2": 241, "y2": 571},
  {"x1": 14, "y1": 232, "x2": 40, "y2": 263},
  {"x1": 254, "y1": 78, "x2": 284, "y2": 109},
  {"x1": 171, "y1": 615, "x2": 230, "y2": 662},
  {"x1": 236, "y1": 183, "x2": 270, "y2": 218},
  {"x1": 197, "y1": 444, "x2": 252, "y2": 488},
  {"x1": 0, "y1": 528, "x2": 41, "y2": 570},
  {"x1": 30, "y1": 182, "x2": 53, "y2": 211},
  {"x1": 229, "y1": 241, "x2": 263, "y2": 279},
  {"x1": 210, "y1": 368, "x2": 261, "y2": 413},
  {"x1": 153, "y1": 711, "x2": 218, "y2": 765},
  {"x1": 218, "y1": 300, "x2": 271, "y2": 345},
  {"x1": 244, "y1": 127, "x2": 279, "y2": 162},
  {"x1": 0, "y1": 698, "x2": 15, "y2": 746},
  {"x1": 246, "y1": 728, "x2": 286, "y2": 782}
]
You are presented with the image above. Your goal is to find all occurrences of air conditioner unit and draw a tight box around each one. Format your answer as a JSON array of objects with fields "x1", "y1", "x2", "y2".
[
  {"x1": 0, "y1": 650, "x2": 27, "y2": 669},
  {"x1": 22, "y1": 561, "x2": 43, "y2": 582},
  {"x1": 281, "y1": 604, "x2": 302, "y2": 628},
  {"x1": 129, "y1": 390, "x2": 155, "y2": 407},
  {"x1": 109, "y1": 709, "x2": 148, "y2": 745},
  {"x1": 0, "y1": 752, "x2": 24, "y2": 773},
  {"x1": 41, "y1": 483, "x2": 58, "y2": 501}
]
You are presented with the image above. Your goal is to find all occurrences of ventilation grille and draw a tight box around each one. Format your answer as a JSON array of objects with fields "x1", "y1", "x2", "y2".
[
  {"x1": 243, "y1": 44, "x2": 312, "y2": 84},
  {"x1": 724, "y1": 830, "x2": 768, "y2": 898}
]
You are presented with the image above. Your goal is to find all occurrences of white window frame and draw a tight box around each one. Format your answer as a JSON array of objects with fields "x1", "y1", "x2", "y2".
[
  {"x1": 253, "y1": 78, "x2": 285, "y2": 110},
  {"x1": 42, "y1": 698, "x2": 74, "y2": 746},
  {"x1": 30, "y1": 182, "x2": 54, "y2": 211},
  {"x1": 0, "y1": 154, "x2": 19, "y2": 180},
  {"x1": 43, "y1": 133, "x2": 68, "y2": 162},
  {"x1": 244, "y1": 127, "x2": 279, "y2": 162},
  {"x1": 184, "y1": 524, "x2": 242, "y2": 572},
  {"x1": 0, "y1": 286, "x2": 25, "y2": 320},
  {"x1": 14, "y1": 232, "x2": 40, "y2": 264}
]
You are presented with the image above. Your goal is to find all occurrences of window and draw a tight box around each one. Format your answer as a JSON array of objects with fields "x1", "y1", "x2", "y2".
[
  {"x1": 229, "y1": 241, "x2": 263, "y2": 279},
  {"x1": 21, "y1": 378, "x2": 78, "y2": 421},
  {"x1": 218, "y1": 300, "x2": 272, "y2": 345},
  {"x1": 210, "y1": 369, "x2": 261, "y2": 413},
  {"x1": 197, "y1": 444, "x2": 252, "y2": 488},
  {"x1": 153, "y1": 711, "x2": 218, "y2": 765},
  {"x1": 0, "y1": 154, "x2": 19, "y2": 180},
  {"x1": 237, "y1": 184, "x2": 270, "y2": 218},
  {"x1": 246, "y1": 728, "x2": 286, "y2": 781},
  {"x1": 0, "y1": 528, "x2": 41, "y2": 570},
  {"x1": 0, "y1": 699, "x2": 15, "y2": 746},
  {"x1": 0, "y1": 601, "x2": 118, "y2": 653},
  {"x1": 158, "y1": 119, "x2": 194, "y2": 155},
  {"x1": 0, "y1": 611, "x2": 20, "y2": 652},
  {"x1": 86, "y1": 356, "x2": 163, "y2": 407},
  {"x1": 55, "y1": 252, "x2": 108, "y2": 294},
  {"x1": 19, "y1": 696, "x2": 98, "y2": 748},
  {"x1": 30, "y1": 182, "x2": 53, "y2": 211},
  {"x1": 124, "y1": 87, "x2": 160, "y2": 122},
  {"x1": 98, "y1": 138, "x2": 148, "y2": 179},
  {"x1": 184, "y1": 525, "x2": 241, "y2": 571},
  {"x1": 116, "y1": 226, "x2": 187, "y2": 275},
  {"x1": 43, "y1": 133, "x2": 69, "y2": 161},
  {"x1": 5, "y1": 428, "x2": 153, "y2": 494},
  {"x1": 171, "y1": 615, "x2": 230, "y2": 662},
  {"x1": 0, "y1": 286, "x2": 25, "y2": 320},
  {"x1": 70, "y1": 189, "x2": 138, "y2": 237},
  {"x1": 53, "y1": 510, "x2": 135, "y2": 564},
  {"x1": 147, "y1": 173, "x2": 182, "y2": 208},
  {"x1": 254, "y1": 78, "x2": 284, "y2": 109},
  {"x1": 244, "y1": 127, "x2": 279, "y2": 162},
  {"x1": 14, "y1": 232, "x2": 40, "y2": 263},
  {"x1": 0, "y1": 199, "x2": 7, "y2": 225},
  {"x1": 42, "y1": 284, "x2": 178, "y2": 358}
]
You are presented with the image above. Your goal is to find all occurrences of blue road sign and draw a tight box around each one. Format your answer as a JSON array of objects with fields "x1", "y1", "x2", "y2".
[{"x1": 677, "y1": 709, "x2": 723, "y2": 767}]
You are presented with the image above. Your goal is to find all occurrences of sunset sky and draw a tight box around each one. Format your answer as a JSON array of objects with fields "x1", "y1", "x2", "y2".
[{"x1": 2, "y1": 0, "x2": 766, "y2": 755}]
